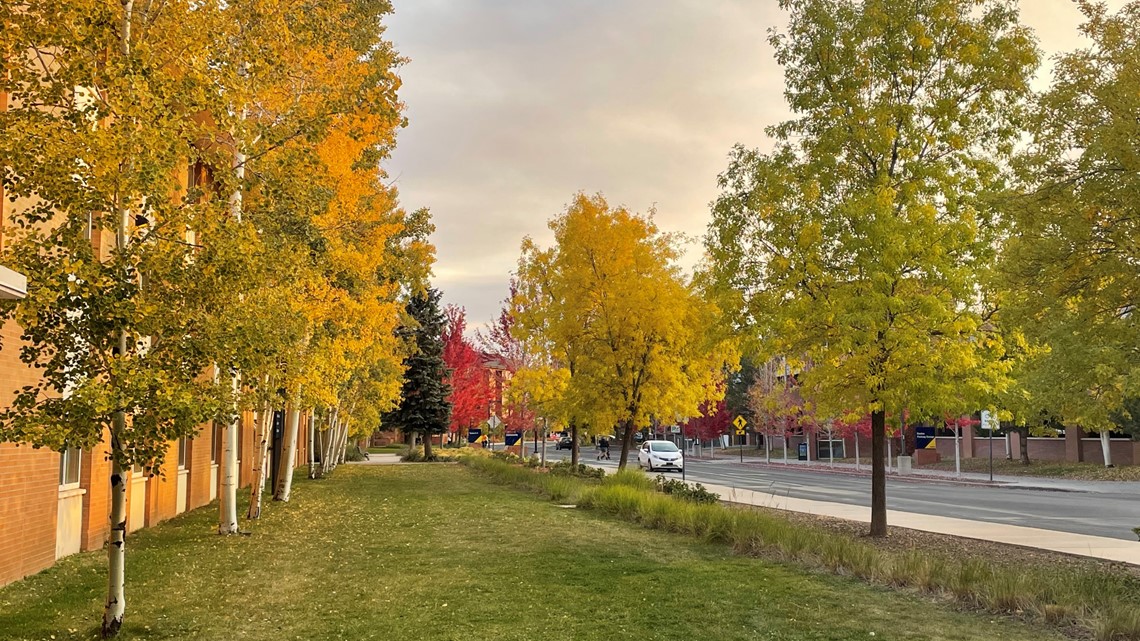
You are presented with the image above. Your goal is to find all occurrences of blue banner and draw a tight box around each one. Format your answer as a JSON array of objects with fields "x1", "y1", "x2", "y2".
[
  {"x1": 916, "y1": 424, "x2": 936, "y2": 449},
  {"x1": 467, "y1": 428, "x2": 482, "y2": 444},
  {"x1": 505, "y1": 431, "x2": 523, "y2": 446}
]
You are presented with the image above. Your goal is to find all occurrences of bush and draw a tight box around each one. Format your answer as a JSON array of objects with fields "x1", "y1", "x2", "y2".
[
  {"x1": 549, "y1": 459, "x2": 605, "y2": 479},
  {"x1": 653, "y1": 475, "x2": 720, "y2": 504},
  {"x1": 343, "y1": 446, "x2": 367, "y2": 462}
]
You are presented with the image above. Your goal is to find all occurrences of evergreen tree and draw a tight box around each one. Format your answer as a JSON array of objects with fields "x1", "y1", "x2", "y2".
[{"x1": 385, "y1": 289, "x2": 451, "y2": 459}]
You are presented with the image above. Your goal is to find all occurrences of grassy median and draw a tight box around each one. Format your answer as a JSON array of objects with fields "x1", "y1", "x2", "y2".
[{"x1": 1, "y1": 464, "x2": 1071, "y2": 641}]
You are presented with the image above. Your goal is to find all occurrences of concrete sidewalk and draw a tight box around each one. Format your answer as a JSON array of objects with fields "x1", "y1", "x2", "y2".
[
  {"x1": 704, "y1": 480, "x2": 1140, "y2": 566},
  {"x1": 347, "y1": 453, "x2": 404, "y2": 465},
  {"x1": 707, "y1": 456, "x2": 1140, "y2": 494}
]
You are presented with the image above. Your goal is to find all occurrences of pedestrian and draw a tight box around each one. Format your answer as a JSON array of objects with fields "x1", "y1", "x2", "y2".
[{"x1": 598, "y1": 437, "x2": 610, "y2": 460}]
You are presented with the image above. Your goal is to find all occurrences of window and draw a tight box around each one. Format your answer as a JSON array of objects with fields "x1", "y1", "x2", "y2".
[
  {"x1": 59, "y1": 447, "x2": 81, "y2": 487},
  {"x1": 178, "y1": 437, "x2": 188, "y2": 469},
  {"x1": 212, "y1": 424, "x2": 222, "y2": 465}
]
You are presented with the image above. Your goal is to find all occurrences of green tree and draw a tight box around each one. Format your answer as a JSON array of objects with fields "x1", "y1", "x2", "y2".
[
  {"x1": 383, "y1": 288, "x2": 451, "y2": 460},
  {"x1": 1001, "y1": 0, "x2": 1140, "y2": 466},
  {"x1": 704, "y1": 0, "x2": 1037, "y2": 536}
]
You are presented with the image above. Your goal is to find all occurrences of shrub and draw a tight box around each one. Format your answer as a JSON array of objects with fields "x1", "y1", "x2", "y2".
[
  {"x1": 343, "y1": 445, "x2": 367, "y2": 462},
  {"x1": 653, "y1": 475, "x2": 719, "y2": 504},
  {"x1": 549, "y1": 460, "x2": 605, "y2": 479}
]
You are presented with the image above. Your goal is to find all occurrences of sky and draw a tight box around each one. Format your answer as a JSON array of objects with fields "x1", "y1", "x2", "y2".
[{"x1": 382, "y1": 0, "x2": 1126, "y2": 332}]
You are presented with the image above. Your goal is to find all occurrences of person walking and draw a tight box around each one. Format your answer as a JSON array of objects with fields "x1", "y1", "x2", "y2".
[{"x1": 598, "y1": 437, "x2": 610, "y2": 460}]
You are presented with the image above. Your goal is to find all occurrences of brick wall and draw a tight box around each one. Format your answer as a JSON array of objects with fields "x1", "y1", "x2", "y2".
[
  {"x1": 145, "y1": 441, "x2": 180, "y2": 527},
  {"x1": 0, "y1": 443, "x2": 58, "y2": 586},
  {"x1": 187, "y1": 422, "x2": 215, "y2": 511},
  {"x1": 79, "y1": 429, "x2": 113, "y2": 552}
]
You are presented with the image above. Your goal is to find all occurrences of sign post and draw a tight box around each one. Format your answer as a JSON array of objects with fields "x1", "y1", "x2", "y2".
[
  {"x1": 733, "y1": 415, "x2": 748, "y2": 463},
  {"x1": 981, "y1": 410, "x2": 996, "y2": 482},
  {"x1": 487, "y1": 415, "x2": 502, "y2": 451}
]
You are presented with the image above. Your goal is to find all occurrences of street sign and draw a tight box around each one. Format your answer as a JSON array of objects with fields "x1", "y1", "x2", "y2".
[
  {"x1": 980, "y1": 410, "x2": 997, "y2": 431},
  {"x1": 735, "y1": 428, "x2": 746, "y2": 436},
  {"x1": 488, "y1": 415, "x2": 502, "y2": 430},
  {"x1": 733, "y1": 415, "x2": 747, "y2": 431},
  {"x1": 670, "y1": 425, "x2": 681, "y2": 434}
]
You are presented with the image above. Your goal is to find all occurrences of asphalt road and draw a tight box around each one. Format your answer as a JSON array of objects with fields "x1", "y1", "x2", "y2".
[{"x1": 538, "y1": 446, "x2": 1140, "y2": 541}]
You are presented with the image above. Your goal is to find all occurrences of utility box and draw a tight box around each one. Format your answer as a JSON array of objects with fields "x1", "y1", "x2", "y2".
[{"x1": 797, "y1": 442, "x2": 808, "y2": 461}]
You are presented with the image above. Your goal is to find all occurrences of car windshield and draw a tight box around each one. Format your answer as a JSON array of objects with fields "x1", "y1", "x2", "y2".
[{"x1": 650, "y1": 442, "x2": 680, "y2": 453}]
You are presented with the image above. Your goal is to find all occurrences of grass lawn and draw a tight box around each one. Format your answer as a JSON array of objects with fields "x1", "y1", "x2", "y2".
[
  {"x1": 917, "y1": 457, "x2": 1140, "y2": 481},
  {"x1": 367, "y1": 444, "x2": 405, "y2": 454},
  {"x1": 1, "y1": 465, "x2": 1067, "y2": 641}
]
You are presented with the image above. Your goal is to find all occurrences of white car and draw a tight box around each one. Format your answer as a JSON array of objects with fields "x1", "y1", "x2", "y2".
[{"x1": 637, "y1": 440, "x2": 684, "y2": 472}]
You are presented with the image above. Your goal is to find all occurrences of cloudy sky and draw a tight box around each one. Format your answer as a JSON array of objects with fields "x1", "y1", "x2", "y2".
[{"x1": 383, "y1": 0, "x2": 1124, "y2": 331}]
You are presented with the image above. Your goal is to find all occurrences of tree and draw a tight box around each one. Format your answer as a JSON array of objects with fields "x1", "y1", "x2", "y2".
[
  {"x1": 479, "y1": 281, "x2": 537, "y2": 439},
  {"x1": 705, "y1": 0, "x2": 1037, "y2": 535},
  {"x1": 1001, "y1": 1, "x2": 1140, "y2": 468},
  {"x1": 0, "y1": 1, "x2": 242, "y2": 632},
  {"x1": 442, "y1": 305, "x2": 493, "y2": 438},
  {"x1": 383, "y1": 289, "x2": 451, "y2": 459},
  {"x1": 688, "y1": 398, "x2": 730, "y2": 442},
  {"x1": 515, "y1": 193, "x2": 737, "y2": 468},
  {"x1": 725, "y1": 356, "x2": 759, "y2": 446}
]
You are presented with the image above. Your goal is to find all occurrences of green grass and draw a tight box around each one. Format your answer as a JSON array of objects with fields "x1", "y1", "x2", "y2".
[
  {"x1": 462, "y1": 456, "x2": 1140, "y2": 641},
  {"x1": 918, "y1": 457, "x2": 1140, "y2": 481},
  {"x1": 367, "y1": 444, "x2": 405, "y2": 454},
  {"x1": 0, "y1": 465, "x2": 1077, "y2": 641}
]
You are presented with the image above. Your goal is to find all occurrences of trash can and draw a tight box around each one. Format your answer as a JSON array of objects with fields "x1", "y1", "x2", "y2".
[{"x1": 797, "y1": 442, "x2": 808, "y2": 461}]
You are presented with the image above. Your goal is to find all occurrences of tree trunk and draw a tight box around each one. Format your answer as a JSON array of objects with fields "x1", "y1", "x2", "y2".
[
  {"x1": 247, "y1": 405, "x2": 272, "y2": 519},
  {"x1": 870, "y1": 409, "x2": 887, "y2": 537},
  {"x1": 423, "y1": 430, "x2": 434, "y2": 460},
  {"x1": 1100, "y1": 429, "x2": 1113, "y2": 467},
  {"x1": 308, "y1": 410, "x2": 319, "y2": 479},
  {"x1": 104, "y1": 6, "x2": 133, "y2": 634},
  {"x1": 102, "y1": 435, "x2": 127, "y2": 638},
  {"x1": 618, "y1": 419, "x2": 636, "y2": 468},
  {"x1": 218, "y1": 372, "x2": 240, "y2": 535},
  {"x1": 1018, "y1": 426, "x2": 1031, "y2": 466},
  {"x1": 274, "y1": 405, "x2": 300, "y2": 501},
  {"x1": 570, "y1": 422, "x2": 579, "y2": 467}
]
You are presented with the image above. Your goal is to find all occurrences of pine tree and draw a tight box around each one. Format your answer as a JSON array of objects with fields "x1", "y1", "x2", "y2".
[{"x1": 384, "y1": 289, "x2": 451, "y2": 459}]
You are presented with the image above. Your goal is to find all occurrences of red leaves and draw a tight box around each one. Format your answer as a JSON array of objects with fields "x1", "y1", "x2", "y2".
[{"x1": 442, "y1": 306, "x2": 494, "y2": 433}]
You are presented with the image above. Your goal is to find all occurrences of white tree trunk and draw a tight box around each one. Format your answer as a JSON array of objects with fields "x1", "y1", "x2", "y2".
[
  {"x1": 308, "y1": 409, "x2": 318, "y2": 479},
  {"x1": 1100, "y1": 430, "x2": 1113, "y2": 467},
  {"x1": 247, "y1": 405, "x2": 272, "y2": 519},
  {"x1": 218, "y1": 372, "x2": 240, "y2": 534},
  {"x1": 274, "y1": 405, "x2": 300, "y2": 501},
  {"x1": 854, "y1": 435, "x2": 860, "y2": 471},
  {"x1": 103, "y1": 439, "x2": 127, "y2": 637},
  {"x1": 954, "y1": 426, "x2": 961, "y2": 476},
  {"x1": 322, "y1": 409, "x2": 338, "y2": 476}
]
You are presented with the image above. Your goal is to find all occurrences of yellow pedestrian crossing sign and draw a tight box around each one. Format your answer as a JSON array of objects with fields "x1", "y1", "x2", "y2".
[{"x1": 733, "y1": 415, "x2": 747, "y2": 435}]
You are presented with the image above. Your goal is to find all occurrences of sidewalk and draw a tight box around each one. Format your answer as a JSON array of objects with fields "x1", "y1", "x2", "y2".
[
  {"x1": 704, "y1": 480, "x2": 1140, "y2": 566},
  {"x1": 709, "y1": 455, "x2": 1140, "y2": 494}
]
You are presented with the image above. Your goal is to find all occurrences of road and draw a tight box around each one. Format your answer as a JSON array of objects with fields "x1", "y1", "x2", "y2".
[{"x1": 538, "y1": 446, "x2": 1140, "y2": 541}]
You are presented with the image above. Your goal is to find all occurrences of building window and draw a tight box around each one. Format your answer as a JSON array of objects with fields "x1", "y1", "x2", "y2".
[
  {"x1": 212, "y1": 424, "x2": 222, "y2": 465},
  {"x1": 59, "y1": 447, "x2": 81, "y2": 488},
  {"x1": 178, "y1": 437, "x2": 188, "y2": 470}
]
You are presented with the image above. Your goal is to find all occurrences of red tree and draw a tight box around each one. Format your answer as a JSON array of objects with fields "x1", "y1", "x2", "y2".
[
  {"x1": 442, "y1": 306, "x2": 494, "y2": 435},
  {"x1": 687, "y1": 398, "x2": 730, "y2": 440},
  {"x1": 477, "y1": 281, "x2": 536, "y2": 434}
]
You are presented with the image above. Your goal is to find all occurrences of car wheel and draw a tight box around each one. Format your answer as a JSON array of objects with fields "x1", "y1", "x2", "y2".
[{"x1": 647, "y1": 462, "x2": 654, "y2": 472}]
